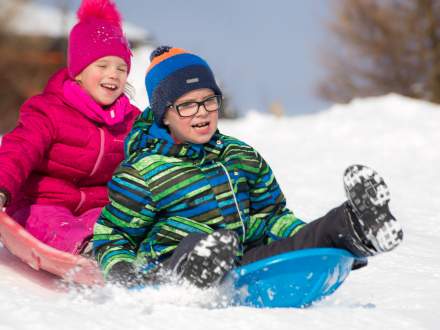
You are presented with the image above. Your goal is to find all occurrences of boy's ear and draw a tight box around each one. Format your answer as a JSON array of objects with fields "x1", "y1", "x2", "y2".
[{"x1": 163, "y1": 113, "x2": 170, "y2": 126}]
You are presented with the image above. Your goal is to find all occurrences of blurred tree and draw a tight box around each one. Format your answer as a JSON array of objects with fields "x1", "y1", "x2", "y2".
[{"x1": 318, "y1": 0, "x2": 440, "y2": 104}]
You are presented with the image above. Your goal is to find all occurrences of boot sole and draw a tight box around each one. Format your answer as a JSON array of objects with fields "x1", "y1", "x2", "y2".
[{"x1": 343, "y1": 165, "x2": 403, "y2": 253}]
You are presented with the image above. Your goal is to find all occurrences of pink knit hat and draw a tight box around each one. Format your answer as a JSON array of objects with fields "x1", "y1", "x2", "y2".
[{"x1": 67, "y1": 0, "x2": 132, "y2": 78}]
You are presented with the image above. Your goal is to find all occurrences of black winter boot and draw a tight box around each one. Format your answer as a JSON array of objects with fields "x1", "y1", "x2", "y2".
[
  {"x1": 343, "y1": 164, "x2": 403, "y2": 256},
  {"x1": 179, "y1": 230, "x2": 239, "y2": 289}
]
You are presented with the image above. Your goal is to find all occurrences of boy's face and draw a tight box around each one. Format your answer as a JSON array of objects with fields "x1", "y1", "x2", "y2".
[
  {"x1": 163, "y1": 88, "x2": 219, "y2": 144},
  {"x1": 75, "y1": 56, "x2": 128, "y2": 106}
]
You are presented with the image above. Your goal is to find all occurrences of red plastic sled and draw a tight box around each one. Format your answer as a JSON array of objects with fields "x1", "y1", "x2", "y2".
[{"x1": 0, "y1": 211, "x2": 104, "y2": 286}]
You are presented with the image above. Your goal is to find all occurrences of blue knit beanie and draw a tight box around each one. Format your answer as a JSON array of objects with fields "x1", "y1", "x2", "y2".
[{"x1": 145, "y1": 46, "x2": 222, "y2": 126}]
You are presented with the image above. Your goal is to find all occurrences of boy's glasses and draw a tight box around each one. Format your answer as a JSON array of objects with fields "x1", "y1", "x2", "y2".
[{"x1": 170, "y1": 95, "x2": 222, "y2": 117}]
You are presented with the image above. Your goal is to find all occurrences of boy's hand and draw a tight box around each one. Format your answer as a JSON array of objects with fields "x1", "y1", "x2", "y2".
[
  {"x1": 107, "y1": 261, "x2": 141, "y2": 287},
  {"x1": 107, "y1": 261, "x2": 160, "y2": 289}
]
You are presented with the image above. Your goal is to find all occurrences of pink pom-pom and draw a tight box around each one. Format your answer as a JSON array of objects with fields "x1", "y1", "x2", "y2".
[{"x1": 76, "y1": 0, "x2": 122, "y2": 27}]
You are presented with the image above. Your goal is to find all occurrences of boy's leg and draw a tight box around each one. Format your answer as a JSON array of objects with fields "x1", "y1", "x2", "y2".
[
  {"x1": 160, "y1": 232, "x2": 208, "y2": 273},
  {"x1": 241, "y1": 204, "x2": 361, "y2": 265},
  {"x1": 108, "y1": 231, "x2": 239, "y2": 288},
  {"x1": 158, "y1": 230, "x2": 239, "y2": 288},
  {"x1": 242, "y1": 164, "x2": 403, "y2": 266}
]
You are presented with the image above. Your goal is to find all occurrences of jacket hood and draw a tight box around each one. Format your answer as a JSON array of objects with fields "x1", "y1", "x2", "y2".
[
  {"x1": 43, "y1": 67, "x2": 71, "y2": 97},
  {"x1": 125, "y1": 107, "x2": 224, "y2": 163}
]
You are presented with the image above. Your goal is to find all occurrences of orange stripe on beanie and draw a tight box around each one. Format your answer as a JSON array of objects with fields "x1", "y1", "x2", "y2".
[{"x1": 146, "y1": 47, "x2": 189, "y2": 75}]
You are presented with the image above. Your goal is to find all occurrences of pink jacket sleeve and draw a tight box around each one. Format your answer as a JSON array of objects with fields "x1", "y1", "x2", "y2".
[{"x1": 0, "y1": 96, "x2": 55, "y2": 205}]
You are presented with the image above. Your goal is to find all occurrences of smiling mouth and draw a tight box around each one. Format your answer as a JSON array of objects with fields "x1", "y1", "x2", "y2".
[
  {"x1": 192, "y1": 122, "x2": 210, "y2": 128},
  {"x1": 101, "y1": 83, "x2": 118, "y2": 91}
]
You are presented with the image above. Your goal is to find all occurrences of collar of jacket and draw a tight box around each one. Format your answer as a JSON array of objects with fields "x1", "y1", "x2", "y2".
[
  {"x1": 125, "y1": 107, "x2": 224, "y2": 164},
  {"x1": 43, "y1": 68, "x2": 132, "y2": 126},
  {"x1": 63, "y1": 79, "x2": 132, "y2": 126}
]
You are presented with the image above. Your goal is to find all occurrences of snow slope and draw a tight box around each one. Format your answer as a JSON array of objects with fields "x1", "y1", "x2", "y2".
[{"x1": 1, "y1": 94, "x2": 439, "y2": 330}]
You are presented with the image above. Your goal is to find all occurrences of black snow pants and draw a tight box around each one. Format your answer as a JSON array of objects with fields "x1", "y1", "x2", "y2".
[{"x1": 162, "y1": 203, "x2": 367, "y2": 272}]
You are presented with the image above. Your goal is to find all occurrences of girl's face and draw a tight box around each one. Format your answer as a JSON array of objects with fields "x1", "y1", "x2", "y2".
[
  {"x1": 75, "y1": 56, "x2": 128, "y2": 106},
  {"x1": 163, "y1": 88, "x2": 220, "y2": 144}
]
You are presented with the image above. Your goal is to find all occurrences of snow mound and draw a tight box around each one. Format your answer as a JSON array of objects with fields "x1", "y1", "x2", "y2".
[{"x1": 1, "y1": 94, "x2": 439, "y2": 330}]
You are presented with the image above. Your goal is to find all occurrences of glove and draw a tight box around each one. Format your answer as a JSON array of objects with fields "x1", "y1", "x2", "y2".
[
  {"x1": 106, "y1": 261, "x2": 141, "y2": 287},
  {"x1": 107, "y1": 261, "x2": 164, "y2": 289}
]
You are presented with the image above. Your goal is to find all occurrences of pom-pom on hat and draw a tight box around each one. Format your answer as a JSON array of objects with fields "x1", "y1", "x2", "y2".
[
  {"x1": 145, "y1": 46, "x2": 222, "y2": 126},
  {"x1": 68, "y1": 0, "x2": 132, "y2": 78}
]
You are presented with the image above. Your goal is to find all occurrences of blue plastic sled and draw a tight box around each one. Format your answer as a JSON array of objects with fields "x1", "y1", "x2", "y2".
[{"x1": 224, "y1": 248, "x2": 358, "y2": 308}]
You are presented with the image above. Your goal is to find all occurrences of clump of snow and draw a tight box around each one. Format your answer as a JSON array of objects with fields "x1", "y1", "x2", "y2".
[{"x1": 1, "y1": 94, "x2": 439, "y2": 329}]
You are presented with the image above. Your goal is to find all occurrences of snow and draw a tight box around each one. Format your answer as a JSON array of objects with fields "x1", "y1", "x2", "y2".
[
  {"x1": 1, "y1": 94, "x2": 439, "y2": 329},
  {"x1": 127, "y1": 45, "x2": 154, "y2": 110}
]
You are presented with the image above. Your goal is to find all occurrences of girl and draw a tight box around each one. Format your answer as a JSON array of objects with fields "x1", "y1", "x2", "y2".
[
  {"x1": 0, "y1": 0, "x2": 140, "y2": 254},
  {"x1": 93, "y1": 46, "x2": 403, "y2": 287}
]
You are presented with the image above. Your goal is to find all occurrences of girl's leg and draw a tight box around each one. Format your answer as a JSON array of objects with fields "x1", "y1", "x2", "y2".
[
  {"x1": 75, "y1": 207, "x2": 103, "y2": 255},
  {"x1": 16, "y1": 205, "x2": 101, "y2": 254}
]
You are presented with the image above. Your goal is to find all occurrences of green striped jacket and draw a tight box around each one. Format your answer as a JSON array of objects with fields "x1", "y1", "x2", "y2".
[{"x1": 93, "y1": 109, "x2": 305, "y2": 275}]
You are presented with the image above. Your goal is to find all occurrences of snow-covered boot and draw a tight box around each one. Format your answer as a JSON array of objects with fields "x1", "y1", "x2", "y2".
[
  {"x1": 343, "y1": 164, "x2": 403, "y2": 256},
  {"x1": 179, "y1": 230, "x2": 239, "y2": 289}
]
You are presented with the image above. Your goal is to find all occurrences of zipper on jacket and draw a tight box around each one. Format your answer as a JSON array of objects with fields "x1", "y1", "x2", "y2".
[
  {"x1": 90, "y1": 127, "x2": 105, "y2": 177},
  {"x1": 218, "y1": 163, "x2": 246, "y2": 242}
]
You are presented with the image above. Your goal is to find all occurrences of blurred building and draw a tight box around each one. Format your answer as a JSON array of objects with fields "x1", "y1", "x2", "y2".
[{"x1": 0, "y1": 0, "x2": 155, "y2": 133}]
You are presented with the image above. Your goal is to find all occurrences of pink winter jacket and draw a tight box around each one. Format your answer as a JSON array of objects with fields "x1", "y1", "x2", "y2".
[{"x1": 0, "y1": 68, "x2": 140, "y2": 216}]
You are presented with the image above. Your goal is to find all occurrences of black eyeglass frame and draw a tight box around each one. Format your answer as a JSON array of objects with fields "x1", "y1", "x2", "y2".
[{"x1": 168, "y1": 95, "x2": 223, "y2": 117}]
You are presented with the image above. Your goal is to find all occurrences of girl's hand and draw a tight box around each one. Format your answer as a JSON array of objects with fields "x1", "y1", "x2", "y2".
[{"x1": 0, "y1": 192, "x2": 6, "y2": 210}]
